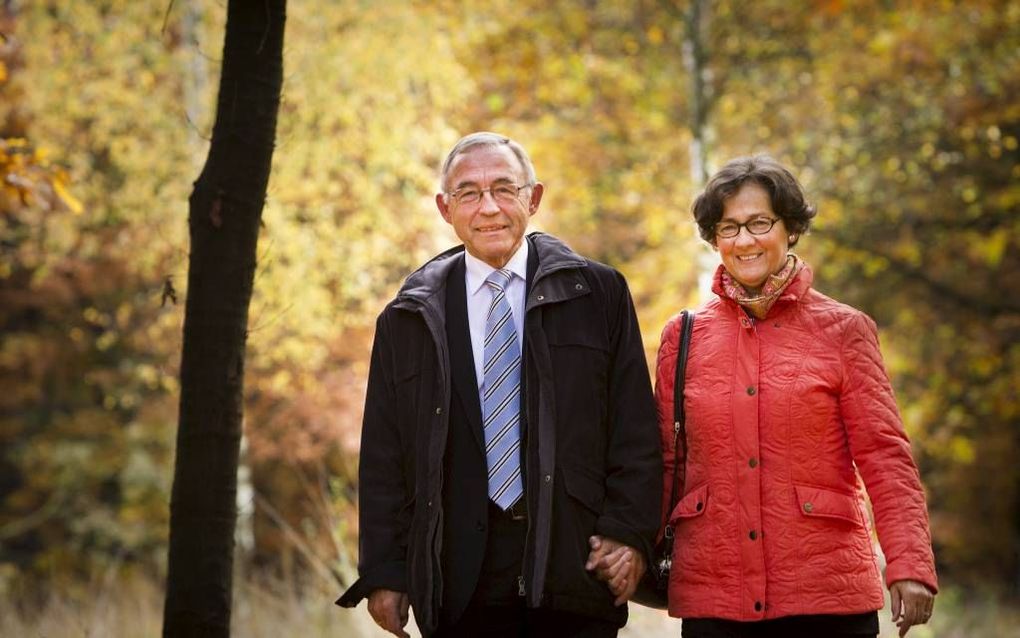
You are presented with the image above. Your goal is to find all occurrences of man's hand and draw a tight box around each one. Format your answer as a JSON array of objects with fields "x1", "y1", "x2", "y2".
[
  {"x1": 367, "y1": 589, "x2": 410, "y2": 638},
  {"x1": 889, "y1": 579, "x2": 935, "y2": 637},
  {"x1": 585, "y1": 535, "x2": 646, "y2": 606}
]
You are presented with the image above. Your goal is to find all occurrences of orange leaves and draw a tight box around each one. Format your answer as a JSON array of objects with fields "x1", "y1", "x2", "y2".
[
  {"x1": 51, "y1": 173, "x2": 83, "y2": 215},
  {"x1": 1, "y1": 138, "x2": 82, "y2": 215}
]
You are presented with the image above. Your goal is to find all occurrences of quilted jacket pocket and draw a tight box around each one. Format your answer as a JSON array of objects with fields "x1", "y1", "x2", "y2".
[
  {"x1": 794, "y1": 484, "x2": 861, "y2": 525},
  {"x1": 668, "y1": 483, "x2": 708, "y2": 525}
]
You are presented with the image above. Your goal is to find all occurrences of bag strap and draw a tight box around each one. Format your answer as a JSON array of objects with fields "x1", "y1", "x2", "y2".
[{"x1": 665, "y1": 310, "x2": 695, "y2": 539}]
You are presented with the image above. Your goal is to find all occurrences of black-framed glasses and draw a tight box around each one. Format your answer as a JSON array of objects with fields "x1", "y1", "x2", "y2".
[
  {"x1": 447, "y1": 182, "x2": 532, "y2": 206},
  {"x1": 714, "y1": 217, "x2": 780, "y2": 238}
]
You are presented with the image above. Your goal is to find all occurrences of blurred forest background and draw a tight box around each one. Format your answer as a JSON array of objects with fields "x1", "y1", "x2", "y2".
[{"x1": 1, "y1": 1, "x2": 1017, "y2": 636}]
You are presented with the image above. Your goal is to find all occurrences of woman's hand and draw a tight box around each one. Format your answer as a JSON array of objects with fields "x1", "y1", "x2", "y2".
[
  {"x1": 889, "y1": 579, "x2": 934, "y2": 637},
  {"x1": 585, "y1": 535, "x2": 646, "y2": 606}
]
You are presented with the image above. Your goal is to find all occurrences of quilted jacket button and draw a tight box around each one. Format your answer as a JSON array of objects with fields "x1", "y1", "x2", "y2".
[
  {"x1": 746, "y1": 386, "x2": 756, "y2": 396},
  {"x1": 749, "y1": 457, "x2": 758, "y2": 468},
  {"x1": 749, "y1": 529, "x2": 758, "y2": 541},
  {"x1": 803, "y1": 502, "x2": 814, "y2": 513},
  {"x1": 754, "y1": 601, "x2": 762, "y2": 612}
]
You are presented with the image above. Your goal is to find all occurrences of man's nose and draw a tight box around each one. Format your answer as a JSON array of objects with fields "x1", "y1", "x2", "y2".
[{"x1": 478, "y1": 190, "x2": 501, "y2": 213}]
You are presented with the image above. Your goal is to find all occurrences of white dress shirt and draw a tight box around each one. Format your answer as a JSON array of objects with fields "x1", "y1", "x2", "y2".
[{"x1": 464, "y1": 241, "x2": 528, "y2": 390}]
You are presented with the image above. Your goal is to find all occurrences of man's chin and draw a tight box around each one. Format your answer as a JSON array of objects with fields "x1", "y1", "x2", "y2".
[{"x1": 471, "y1": 241, "x2": 520, "y2": 267}]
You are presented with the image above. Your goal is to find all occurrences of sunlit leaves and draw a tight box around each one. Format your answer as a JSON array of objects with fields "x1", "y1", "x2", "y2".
[{"x1": 2, "y1": 0, "x2": 1016, "y2": 594}]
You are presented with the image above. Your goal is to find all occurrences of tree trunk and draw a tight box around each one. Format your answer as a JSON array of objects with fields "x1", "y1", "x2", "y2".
[
  {"x1": 676, "y1": 0, "x2": 718, "y2": 301},
  {"x1": 682, "y1": 0, "x2": 710, "y2": 187},
  {"x1": 163, "y1": 1, "x2": 286, "y2": 636}
]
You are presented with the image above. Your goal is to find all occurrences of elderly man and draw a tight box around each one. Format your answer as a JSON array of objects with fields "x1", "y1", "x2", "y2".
[{"x1": 337, "y1": 132, "x2": 661, "y2": 637}]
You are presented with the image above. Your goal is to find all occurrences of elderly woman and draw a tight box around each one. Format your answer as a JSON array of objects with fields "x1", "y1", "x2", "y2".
[
  {"x1": 591, "y1": 155, "x2": 938, "y2": 636},
  {"x1": 632, "y1": 155, "x2": 937, "y2": 638}
]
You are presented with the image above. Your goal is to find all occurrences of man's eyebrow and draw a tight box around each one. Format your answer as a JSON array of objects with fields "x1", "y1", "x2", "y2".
[{"x1": 452, "y1": 176, "x2": 515, "y2": 190}]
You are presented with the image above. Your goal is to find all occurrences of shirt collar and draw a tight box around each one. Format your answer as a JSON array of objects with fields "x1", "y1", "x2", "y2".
[{"x1": 465, "y1": 240, "x2": 529, "y2": 296}]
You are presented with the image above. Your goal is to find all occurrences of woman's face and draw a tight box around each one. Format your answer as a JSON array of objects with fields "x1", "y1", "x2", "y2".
[{"x1": 714, "y1": 182, "x2": 790, "y2": 294}]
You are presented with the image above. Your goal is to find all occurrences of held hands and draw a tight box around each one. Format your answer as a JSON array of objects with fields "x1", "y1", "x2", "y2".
[
  {"x1": 889, "y1": 579, "x2": 935, "y2": 637},
  {"x1": 585, "y1": 535, "x2": 646, "y2": 606},
  {"x1": 367, "y1": 589, "x2": 410, "y2": 638}
]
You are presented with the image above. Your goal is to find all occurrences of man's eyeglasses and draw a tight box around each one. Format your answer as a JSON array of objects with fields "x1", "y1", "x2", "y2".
[
  {"x1": 714, "y1": 217, "x2": 781, "y2": 238},
  {"x1": 447, "y1": 182, "x2": 532, "y2": 206}
]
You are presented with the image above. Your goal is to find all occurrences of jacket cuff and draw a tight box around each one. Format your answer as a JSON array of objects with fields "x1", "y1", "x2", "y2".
[
  {"x1": 884, "y1": 560, "x2": 939, "y2": 595},
  {"x1": 335, "y1": 561, "x2": 407, "y2": 608},
  {"x1": 594, "y1": 518, "x2": 655, "y2": 567}
]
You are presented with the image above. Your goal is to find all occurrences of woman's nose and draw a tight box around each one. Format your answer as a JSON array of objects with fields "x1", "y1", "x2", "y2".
[{"x1": 734, "y1": 226, "x2": 756, "y2": 244}]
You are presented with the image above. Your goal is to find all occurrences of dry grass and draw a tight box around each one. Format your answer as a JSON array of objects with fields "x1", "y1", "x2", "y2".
[
  {"x1": 0, "y1": 574, "x2": 376, "y2": 638},
  {"x1": 0, "y1": 575, "x2": 164, "y2": 638},
  {"x1": 2, "y1": 575, "x2": 1018, "y2": 638}
]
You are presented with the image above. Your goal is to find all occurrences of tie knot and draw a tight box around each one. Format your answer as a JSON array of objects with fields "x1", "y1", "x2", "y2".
[{"x1": 486, "y1": 269, "x2": 513, "y2": 292}]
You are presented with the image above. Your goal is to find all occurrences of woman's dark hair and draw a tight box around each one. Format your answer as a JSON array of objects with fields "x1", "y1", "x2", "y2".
[{"x1": 691, "y1": 154, "x2": 816, "y2": 247}]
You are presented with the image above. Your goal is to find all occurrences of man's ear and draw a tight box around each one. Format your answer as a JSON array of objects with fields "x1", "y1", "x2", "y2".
[
  {"x1": 528, "y1": 183, "x2": 545, "y2": 216},
  {"x1": 436, "y1": 193, "x2": 452, "y2": 224}
]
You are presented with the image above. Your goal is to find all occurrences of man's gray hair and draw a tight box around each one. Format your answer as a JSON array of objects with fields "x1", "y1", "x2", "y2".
[{"x1": 439, "y1": 132, "x2": 538, "y2": 193}]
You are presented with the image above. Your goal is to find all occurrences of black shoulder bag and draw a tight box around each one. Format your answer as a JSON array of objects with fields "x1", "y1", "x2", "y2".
[{"x1": 631, "y1": 309, "x2": 695, "y2": 609}]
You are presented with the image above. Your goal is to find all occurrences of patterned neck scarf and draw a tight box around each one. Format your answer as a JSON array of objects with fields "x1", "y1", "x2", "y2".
[{"x1": 721, "y1": 254, "x2": 803, "y2": 319}]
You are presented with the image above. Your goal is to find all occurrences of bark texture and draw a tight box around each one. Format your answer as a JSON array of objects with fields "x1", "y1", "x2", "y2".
[{"x1": 163, "y1": 1, "x2": 286, "y2": 635}]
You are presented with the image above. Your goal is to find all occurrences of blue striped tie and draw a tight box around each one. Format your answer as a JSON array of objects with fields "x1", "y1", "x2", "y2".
[{"x1": 482, "y1": 269, "x2": 524, "y2": 510}]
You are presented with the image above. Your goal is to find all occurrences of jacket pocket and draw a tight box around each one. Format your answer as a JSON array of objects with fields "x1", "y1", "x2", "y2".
[
  {"x1": 668, "y1": 483, "x2": 708, "y2": 525},
  {"x1": 561, "y1": 465, "x2": 606, "y2": 515},
  {"x1": 394, "y1": 358, "x2": 421, "y2": 384},
  {"x1": 794, "y1": 484, "x2": 861, "y2": 525},
  {"x1": 546, "y1": 329, "x2": 610, "y2": 352}
]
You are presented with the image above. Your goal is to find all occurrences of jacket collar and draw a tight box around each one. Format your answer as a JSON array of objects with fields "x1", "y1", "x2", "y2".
[
  {"x1": 393, "y1": 231, "x2": 587, "y2": 314},
  {"x1": 528, "y1": 231, "x2": 587, "y2": 283},
  {"x1": 711, "y1": 261, "x2": 814, "y2": 311}
]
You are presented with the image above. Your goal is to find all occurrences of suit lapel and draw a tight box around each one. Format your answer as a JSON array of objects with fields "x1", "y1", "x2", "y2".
[{"x1": 446, "y1": 256, "x2": 485, "y2": 452}]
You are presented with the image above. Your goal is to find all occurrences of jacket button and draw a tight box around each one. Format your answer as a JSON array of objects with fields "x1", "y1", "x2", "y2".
[
  {"x1": 754, "y1": 601, "x2": 762, "y2": 612},
  {"x1": 746, "y1": 386, "x2": 756, "y2": 396},
  {"x1": 749, "y1": 529, "x2": 757, "y2": 541},
  {"x1": 427, "y1": 500, "x2": 433, "y2": 508},
  {"x1": 536, "y1": 295, "x2": 545, "y2": 301},
  {"x1": 803, "y1": 502, "x2": 813, "y2": 513},
  {"x1": 695, "y1": 501, "x2": 703, "y2": 512},
  {"x1": 748, "y1": 457, "x2": 758, "y2": 468},
  {"x1": 544, "y1": 474, "x2": 552, "y2": 483},
  {"x1": 435, "y1": 407, "x2": 442, "y2": 415},
  {"x1": 575, "y1": 283, "x2": 583, "y2": 290}
]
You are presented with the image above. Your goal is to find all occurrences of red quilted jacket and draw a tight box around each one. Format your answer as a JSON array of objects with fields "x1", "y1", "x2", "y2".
[{"x1": 656, "y1": 263, "x2": 937, "y2": 621}]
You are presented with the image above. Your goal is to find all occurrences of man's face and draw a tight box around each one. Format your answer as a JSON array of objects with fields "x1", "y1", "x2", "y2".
[{"x1": 435, "y1": 145, "x2": 543, "y2": 269}]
